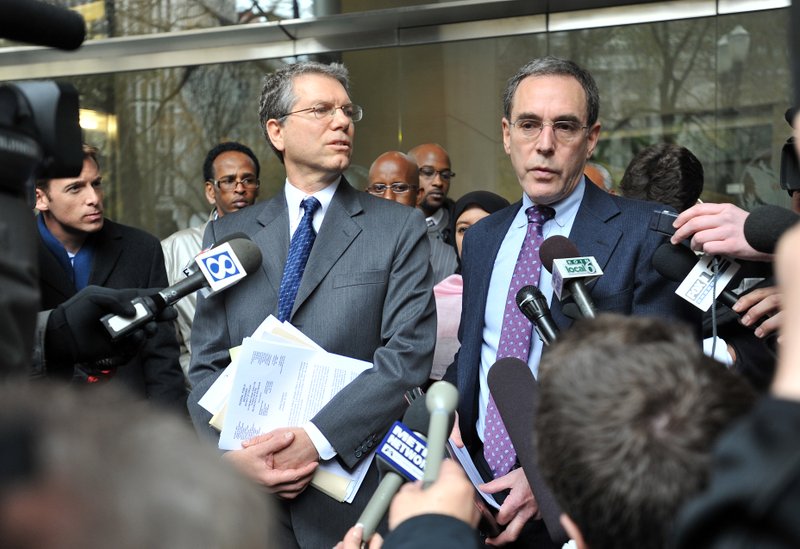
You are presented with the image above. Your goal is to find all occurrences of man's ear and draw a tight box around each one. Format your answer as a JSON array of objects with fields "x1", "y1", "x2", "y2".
[
  {"x1": 34, "y1": 187, "x2": 49, "y2": 212},
  {"x1": 204, "y1": 181, "x2": 217, "y2": 206},
  {"x1": 560, "y1": 513, "x2": 588, "y2": 549},
  {"x1": 266, "y1": 119, "x2": 286, "y2": 155},
  {"x1": 501, "y1": 117, "x2": 512, "y2": 155}
]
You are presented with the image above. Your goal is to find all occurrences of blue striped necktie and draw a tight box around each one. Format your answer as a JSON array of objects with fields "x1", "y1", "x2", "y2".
[{"x1": 277, "y1": 196, "x2": 321, "y2": 322}]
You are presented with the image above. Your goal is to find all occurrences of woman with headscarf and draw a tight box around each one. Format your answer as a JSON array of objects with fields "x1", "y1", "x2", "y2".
[{"x1": 430, "y1": 191, "x2": 510, "y2": 380}]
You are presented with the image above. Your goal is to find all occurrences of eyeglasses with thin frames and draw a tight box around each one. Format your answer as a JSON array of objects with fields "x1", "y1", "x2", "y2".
[
  {"x1": 280, "y1": 102, "x2": 363, "y2": 122},
  {"x1": 419, "y1": 166, "x2": 456, "y2": 181},
  {"x1": 366, "y1": 183, "x2": 418, "y2": 195},
  {"x1": 510, "y1": 118, "x2": 589, "y2": 144},
  {"x1": 211, "y1": 176, "x2": 260, "y2": 191}
]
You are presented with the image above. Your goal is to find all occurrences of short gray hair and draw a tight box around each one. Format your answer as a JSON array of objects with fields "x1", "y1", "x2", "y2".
[
  {"x1": 259, "y1": 61, "x2": 351, "y2": 162},
  {"x1": 502, "y1": 56, "x2": 599, "y2": 126}
]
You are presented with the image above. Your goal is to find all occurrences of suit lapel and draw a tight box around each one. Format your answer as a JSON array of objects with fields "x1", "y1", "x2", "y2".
[
  {"x1": 470, "y1": 203, "x2": 518, "y2": 314},
  {"x1": 550, "y1": 183, "x2": 623, "y2": 324},
  {"x1": 37, "y1": 240, "x2": 76, "y2": 301},
  {"x1": 89, "y1": 222, "x2": 123, "y2": 286},
  {"x1": 567, "y1": 183, "x2": 623, "y2": 273},
  {"x1": 252, "y1": 195, "x2": 290, "y2": 300},
  {"x1": 292, "y1": 179, "x2": 362, "y2": 317}
]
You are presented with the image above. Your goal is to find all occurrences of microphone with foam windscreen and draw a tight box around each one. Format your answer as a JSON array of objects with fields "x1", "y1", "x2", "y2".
[
  {"x1": 743, "y1": 205, "x2": 800, "y2": 254},
  {"x1": 540, "y1": 235, "x2": 601, "y2": 319},
  {"x1": 486, "y1": 358, "x2": 568, "y2": 545},
  {"x1": 0, "y1": 0, "x2": 86, "y2": 50},
  {"x1": 516, "y1": 285, "x2": 559, "y2": 345},
  {"x1": 101, "y1": 237, "x2": 262, "y2": 339},
  {"x1": 357, "y1": 396, "x2": 430, "y2": 541},
  {"x1": 652, "y1": 243, "x2": 740, "y2": 310},
  {"x1": 422, "y1": 381, "x2": 458, "y2": 488}
]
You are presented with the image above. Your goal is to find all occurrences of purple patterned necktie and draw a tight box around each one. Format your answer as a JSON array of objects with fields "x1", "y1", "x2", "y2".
[{"x1": 484, "y1": 204, "x2": 554, "y2": 478}]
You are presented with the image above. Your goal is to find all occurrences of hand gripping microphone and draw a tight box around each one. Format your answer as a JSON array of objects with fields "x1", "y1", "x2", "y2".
[
  {"x1": 652, "y1": 242, "x2": 740, "y2": 310},
  {"x1": 486, "y1": 358, "x2": 568, "y2": 545},
  {"x1": 422, "y1": 381, "x2": 459, "y2": 488},
  {"x1": 101, "y1": 237, "x2": 262, "y2": 339},
  {"x1": 743, "y1": 205, "x2": 800, "y2": 254},
  {"x1": 540, "y1": 235, "x2": 602, "y2": 319},
  {"x1": 357, "y1": 396, "x2": 431, "y2": 541},
  {"x1": 515, "y1": 285, "x2": 559, "y2": 346}
]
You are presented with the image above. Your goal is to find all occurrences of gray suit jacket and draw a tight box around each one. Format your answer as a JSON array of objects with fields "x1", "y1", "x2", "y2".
[{"x1": 188, "y1": 179, "x2": 435, "y2": 548}]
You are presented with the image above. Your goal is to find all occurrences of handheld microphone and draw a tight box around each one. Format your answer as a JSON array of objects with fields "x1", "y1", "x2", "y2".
[
  {"x1": 0, "y1": 0, "x2": 86, "y2": 50},
  {"x1": 652, "y1": 243, "x2": 740, "y2": 310},
  {"x1": 540, "y1": 236, "x2": 602, "y2": 319},
  {"x1": 486, "y1": 358, "x2": 568, "y2": 545},
  {"x1": 181, "y1": 232, "x2": 250, "y2": 278},
  {"x1": 515, "y1": 285, "x2": 559, "y2": 345},
  {"x1": 743, "y1": 205, "x2": 800, "y2": 254},
  {"x1": 357, "y1": 396, "x2": 430, "y2": 540},
  {"x1": 101, "y1": 237, "x2": 262, "y2": 339},
  {"x1": 422, "y1": 381, "x2": 458, "y2": 488}
]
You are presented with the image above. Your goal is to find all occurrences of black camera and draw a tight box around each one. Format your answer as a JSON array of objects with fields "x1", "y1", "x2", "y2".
[
  {"x1": 780, "y1": 108, "x2": 800, "y2": 196},
  {"x1": 0, "y1": 81, "x2": 83, "y2": 197}
]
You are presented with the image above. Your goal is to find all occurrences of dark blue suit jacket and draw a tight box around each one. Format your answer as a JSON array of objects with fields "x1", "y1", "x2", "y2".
[{"x1": 443, "y1": 182, "x2": 700, "y2": 449}]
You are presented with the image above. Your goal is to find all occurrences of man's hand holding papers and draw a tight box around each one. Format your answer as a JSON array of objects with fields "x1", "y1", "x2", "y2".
[
  {"x1": 223, "y1": 430, "x2": 318, "y2": 499},
  {"x1": 205, "y1": 315, "x2": 375, "y2": 503}
]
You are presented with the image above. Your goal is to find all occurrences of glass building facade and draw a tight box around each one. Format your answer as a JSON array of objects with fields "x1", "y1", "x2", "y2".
[{"x1": 0, "y1": 0, "x2": 792, "y2": 238}]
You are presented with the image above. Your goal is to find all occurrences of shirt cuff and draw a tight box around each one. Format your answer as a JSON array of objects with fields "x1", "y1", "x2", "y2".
[{"x1": 304, "y1": 421, "x2": 337, "y2": 460}]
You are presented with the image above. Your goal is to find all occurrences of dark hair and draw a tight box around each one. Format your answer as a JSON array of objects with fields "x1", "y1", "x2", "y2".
[
  {"x1": 258, "y1": 61, "x2": 350, "y2": 162},
  {"x1": 536, "y1": 314, "x2": 755, "y2": 549},
  {"x1": 202, "y1": 141, "x2": 260, "y2": 182},
  {"x1": 620, "y1": 143, "x2": 704, "y2": 212},
  {"x1": 36, "y1": 143, "x2": 99, "y2": 191},
  {"x1": 502, "y1": 56, "x2": 599, "y2": 125}
]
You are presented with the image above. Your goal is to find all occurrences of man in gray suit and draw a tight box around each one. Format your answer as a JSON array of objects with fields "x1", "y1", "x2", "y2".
[{"x1": 187, "y1": 61, "x2": 435, "y2": 548}]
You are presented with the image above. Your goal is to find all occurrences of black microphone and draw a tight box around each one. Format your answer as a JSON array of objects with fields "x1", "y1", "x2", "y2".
[
  {"x1": 652, "y1": 243, "x2": 739, "y2": 309},
  {"x1": 540, "y1": 235, "x2": 599, "y2": 319},
  {"x1": 357, "y1": 396, "x2": 430, "y2": 540},
  {"x1": 486, "y1": 358, "x2": 568, "y2": 545},
  {"x1": 0, "y1": 0, "x2": 86, "y2": 51},
  {"x1": 743, "y1": 205, "x2": 800, "y2": 254},
  {"x1": 515, "y1": 285, "x2": 559, "y2": 345},
  {"x1": 101, "y1": 237, "x2": 262, "y2": 339}
]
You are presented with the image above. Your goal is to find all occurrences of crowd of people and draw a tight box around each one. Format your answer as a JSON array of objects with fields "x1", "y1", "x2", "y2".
[{"x1": 1, "y1": 46, "x2": 799, "y2": 549}]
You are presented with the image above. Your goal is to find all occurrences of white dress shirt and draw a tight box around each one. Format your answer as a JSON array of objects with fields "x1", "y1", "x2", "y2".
[{"x1": 476, "y1": 179, "x2": 586, "y2": 442}]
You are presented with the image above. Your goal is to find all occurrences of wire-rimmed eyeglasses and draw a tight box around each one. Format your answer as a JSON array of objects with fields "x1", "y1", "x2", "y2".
[
  {"x1": 281, "y1": 102, "x2": 363, "y2": 122},
  {"x1": 366, "y1": 183, "x2": 418, "y2": 195},
  {"x1": 510, "y1": 118, "x2": 589, "y2": 144}
]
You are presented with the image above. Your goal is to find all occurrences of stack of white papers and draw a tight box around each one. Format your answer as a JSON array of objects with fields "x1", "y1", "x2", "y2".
[{"x1": 199, "y1": 315, "x2": 374, "y2": 503}]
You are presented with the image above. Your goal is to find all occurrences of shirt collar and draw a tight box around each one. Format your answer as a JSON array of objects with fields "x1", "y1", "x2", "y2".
[
  {"x1": 284, "y1": 176, "x2": 340, "y2": 223},
  {"x1": 426, "y1": 207, "x2": 445, "y2": 227},
  {"x1": 518, "y1": 177, "x2": 586, "y2": 228}
]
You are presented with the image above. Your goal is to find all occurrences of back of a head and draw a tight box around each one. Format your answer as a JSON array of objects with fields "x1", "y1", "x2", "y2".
[
  {"x1": 535, "y1": 315, "x2": 755, "y2": 549},
  {"x1": 0, "y1": 382, "x2": 272, "y2": 549},
  {"x1": 620, "y1": 143, "x2": 704, "y2": 212}
]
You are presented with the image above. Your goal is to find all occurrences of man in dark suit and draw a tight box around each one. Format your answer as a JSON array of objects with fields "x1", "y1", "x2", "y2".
[
  {"x1": 408, "y1": 143, "x2": 459, "y2": 284},
  {"x1": 443, "y1": 57, "x2": 699, "y2": 547},
  {"x1": 34, "y1": 144, "x2": 185, "y2": 407},
  {"x1": 187, "y1": 61, "x2": 435, "y2": 548}
]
